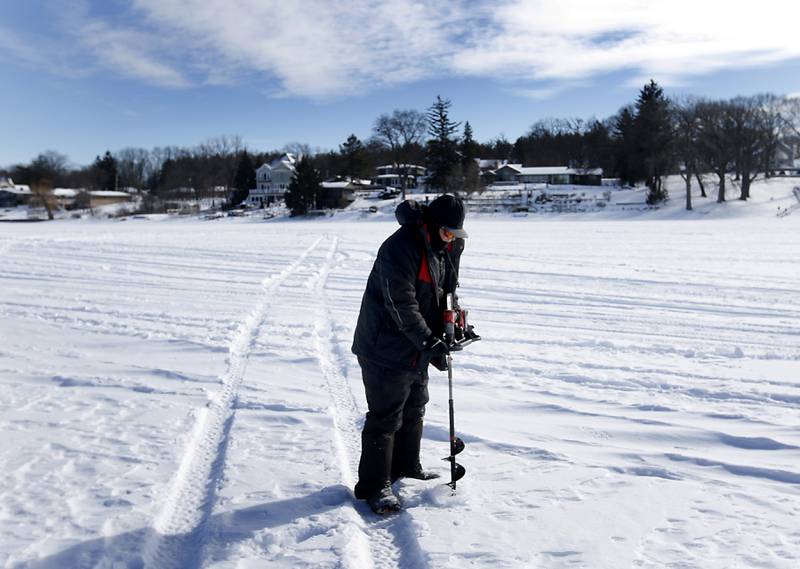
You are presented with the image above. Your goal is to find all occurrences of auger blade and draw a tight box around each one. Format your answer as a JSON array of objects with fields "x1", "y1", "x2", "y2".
[{"x1": 446, "y1": 462, "x2": 466, "y2": 489}]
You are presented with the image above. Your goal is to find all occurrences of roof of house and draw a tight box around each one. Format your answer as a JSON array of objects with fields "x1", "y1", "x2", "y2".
[
  {"x1": 376, "y1": 164, "x2": 424, "y2": 169},
  {"x1": 476, "y1": 158, "x2": 508, "y2": 169},
  {"x1": 498, "y1": 165, "x2": 603, "y2": 176},
  {"x1": 374, "y1": 173, "x2": 413, "y2": 179},
  {"x1": 258, "y1": 153, "x2": 299, "y2": 172},
  {"x1": 0, "y1": 186, "x2": 32, "y2": 195},
  {"x1": 496, "y1": 163, "x2": 523, "y2": 171},
  {"x1": 90, "y1": 191, "x2": 132, "y2": 198},
  {"x1": 52, "y1": 188, "x2": 128, "y2": 198}
]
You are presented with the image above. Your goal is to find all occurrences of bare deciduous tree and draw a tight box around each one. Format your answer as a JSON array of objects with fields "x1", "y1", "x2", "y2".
[
  {"x1": 673, "y1": 98, "x2": 702, "y2": 210},
  {"x1": 728, "y1": 95, "x2": 777, "y2": 200},
  {"x1": 696, "y1": 100, "x2": 738, "y2": 203},
  {"x1": 373, "y1": 109, "x2": 427, "y2": 199},
  {"x1": 30, "y1": 181, "x2": 55, "y2": 220},
  {"x1": 282, "y1": 142, "x2": 314, "y2": 158},
  {"x1": 115, "y1": 147, "x2": 152, "y2": 191}
]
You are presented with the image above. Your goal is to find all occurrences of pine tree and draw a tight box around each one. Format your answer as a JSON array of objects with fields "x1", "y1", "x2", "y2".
[
  {"x1": 612, "y1": 106, "x2": 637, "y2": 186},
  {"x1": 425, "y1": 96, "x2": 461, "y2": 192},
  {"x1": 460, "y1": 122, "x2": 481, "y2": 193},
  {"x1": 92, "y1": 151, "x2": 118, "y2": 191},
  {"x1": 339, "y1": 134, "x2": 367, "y2": 180},
  {"x1": 284, "y1": 156, "x2": 322, "y2": 216},
  {"x1": 461, "y1": 122, "x2": 477, "y2": 167},
  {"x1": 633, "y1": 80, "x2": 673, "y2": 204},
  {"x1": 231, "y1": 151, "x2": 256, "y2": 207}
]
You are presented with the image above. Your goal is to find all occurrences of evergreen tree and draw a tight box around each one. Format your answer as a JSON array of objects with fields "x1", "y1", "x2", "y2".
[
  {"x1": 461, "y1": 122, "x2": 478, "y2": 167},
  {"x1": 460, "y1": 122, "x2": 481, "y2": 193},
  {"x1": 581, "y1": 119, "x2": 615, "y2": 174},
  {"x1": 425, "y1": 96, "x2": 461, "y2": 192},
  {"x1": 284, "y1": 156, "x2": 323, "y2": 216},
  {"x1": 612, "y1": 106, "x2": 637, "y2": 186},
  {"x1": 231, "y1": 151, "x2": 256, "y2": 207},
  {"x1": 633, "y1": 80, "x2": 674, "y2": 204},
  {"x1": 92, "y1": 151, "x2": 118, "y2": 191},
  {"x1": 339, "y1": 134, "x2": 367, "y2": 180}
]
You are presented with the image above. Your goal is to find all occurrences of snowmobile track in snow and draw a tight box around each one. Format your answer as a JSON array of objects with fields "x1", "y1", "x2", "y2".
[
  {"x1": 142, "y1": 236, "x2": 325, "y2": 569},
  {"x1": 312, "y1": 237, "x2": 430, "y2": 569}
]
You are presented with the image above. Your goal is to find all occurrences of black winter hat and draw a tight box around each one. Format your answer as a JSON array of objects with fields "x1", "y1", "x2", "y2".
[{"x1": 427, "y1": 194, "x2": 468, "y2": 238}]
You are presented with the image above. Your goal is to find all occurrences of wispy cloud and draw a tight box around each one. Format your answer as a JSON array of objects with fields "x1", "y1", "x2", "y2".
[
  {"x1": 77, "y1": 20, "x2": 191, "y2": 88},
  {"x1": 129, "y1": 0, "x2": 469, "y2": 98},
  {"x1": 0, "y1": 21, "x2": 91, "y2": 79},
  {"x1": 6, "y1": 0, "x2": 800, "y2": 100},
  {"x1": 0, "y1": 25, "x2": 50, "y2": 68},
  {"x1": 509, "y1": 84, "x2": 575, "y2": 100}
]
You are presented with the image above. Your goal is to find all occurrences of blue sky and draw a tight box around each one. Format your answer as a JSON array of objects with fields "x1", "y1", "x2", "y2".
[{"x1": 2, "y1": 0, "x2": 799, "y2": 167}]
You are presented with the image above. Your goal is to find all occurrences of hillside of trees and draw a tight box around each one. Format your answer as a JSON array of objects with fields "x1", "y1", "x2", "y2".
[{"x1": 4, "y1": 82, "x2": 799, "y2": 213}]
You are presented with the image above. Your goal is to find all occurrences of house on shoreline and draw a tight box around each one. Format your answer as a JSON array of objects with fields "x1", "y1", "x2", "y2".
[
  {"x1": 373, "y1": 164, "x2": 426, "y2": 190},
  {"x1": 491, "y1": 165, "x2": 603, "y2": 187},
  {"x1": 771, "y1": 136, "x2": 800, "y2": 177},
  {"x1": 248, "y1": 154, "x2": 298, "y2": 207},
  {"x1": 0, "y1": 178, "x2": 32, "y2": 207}
]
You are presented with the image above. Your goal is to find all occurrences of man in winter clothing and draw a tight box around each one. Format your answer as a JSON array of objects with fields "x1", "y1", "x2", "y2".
[{"x1": 351, "y1": 194, "x2": 468, "y2": 514}]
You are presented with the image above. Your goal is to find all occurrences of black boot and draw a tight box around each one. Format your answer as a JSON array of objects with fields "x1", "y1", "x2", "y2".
[
  {"x1": 392, "y1": 465, "x2": 440, "y2": 482},
  {"x1": 354, "y1": 430, "x2": 393, "y2": 500},
  {"x1": 390, "y1": 420, "x2": 439, "y2": 482},
  {"x1": 366, "y1": 483, "x2": 401, "y2": 515}
]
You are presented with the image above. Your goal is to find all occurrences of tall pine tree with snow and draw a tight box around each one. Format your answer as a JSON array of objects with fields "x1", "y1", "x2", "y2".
[
  {"x1": 285, "y1": 156, "x2": 323, "y2": 216},
  {"x1": 425, "y1": 96, "x2": 461, "y2": 193},
  {"x1": 633, "y1": 80, "x2": 674, "y2": 204}
]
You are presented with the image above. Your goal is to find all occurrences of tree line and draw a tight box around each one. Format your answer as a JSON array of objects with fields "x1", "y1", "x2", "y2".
[{"x1": 4, "y1": 83, "x2": 799, "y2": 214}]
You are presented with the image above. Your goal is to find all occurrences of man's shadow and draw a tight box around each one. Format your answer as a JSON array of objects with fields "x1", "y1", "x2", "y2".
[{"x1": 21, "y1": 484, "x2": 352, "y2": 569}]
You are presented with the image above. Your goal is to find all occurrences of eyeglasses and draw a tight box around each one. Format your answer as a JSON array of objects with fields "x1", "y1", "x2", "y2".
[{"x1": 440, "y1": 227, "x2": 456, "y2": 242}]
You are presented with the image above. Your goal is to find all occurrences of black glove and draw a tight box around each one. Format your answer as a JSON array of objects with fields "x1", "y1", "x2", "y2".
[
  {"x1": 430, "y1": 355, "x2": 448, "y2": 372},
  {"x1": 422, "y1": 334, "x2": 450, "y2": 357}
]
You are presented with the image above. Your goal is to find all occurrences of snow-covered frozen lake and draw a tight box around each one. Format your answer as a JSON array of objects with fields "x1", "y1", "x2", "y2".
[{"x1": 1, "y1": 209, "x2": 799, "y2": 568}]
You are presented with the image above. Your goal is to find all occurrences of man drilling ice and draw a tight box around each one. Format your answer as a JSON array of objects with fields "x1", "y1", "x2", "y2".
[{"x1": 351, "y1": 194, "x2": 477, "y2": 514}]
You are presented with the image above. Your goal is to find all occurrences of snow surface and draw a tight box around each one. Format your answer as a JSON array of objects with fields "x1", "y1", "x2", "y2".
[{"x1": 1, "y1": 178, "x2": 799, "y2": 568}]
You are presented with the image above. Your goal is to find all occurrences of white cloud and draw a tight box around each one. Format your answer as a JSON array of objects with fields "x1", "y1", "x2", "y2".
[
  {"x1": 128, "y1": 0, "x2": 469, "y2": 98},
  {"x1": 9, "y1": 0, "x2": 800, "y2": 99},
  {"x1": 452, "y1": 0, "x2": 800, "y2": 85},
  {"x1": 78, "y1": 20, "x2": 191, "y2": 88},
  {"x1": 0, "y1": 21, "x2": 91, "y2": 79}
]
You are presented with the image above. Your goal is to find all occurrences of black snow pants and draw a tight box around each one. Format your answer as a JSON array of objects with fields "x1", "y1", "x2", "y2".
[{"x1": 354, "y1": 356, "x2": 430, "y2": 499}]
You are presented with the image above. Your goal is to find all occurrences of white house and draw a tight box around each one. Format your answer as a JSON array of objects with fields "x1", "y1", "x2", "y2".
[
  {"x1": 248, "y1": 153, "x2": 298, "y2": 206},
  {"x1": 492, "y1": 165, "x2": 603, "y2": 187},
  {"x1": 771, "y1": 136, "x2": 800, "y2": 176},
  {"x1": 0, "y1": 178, "x2": 32, "y2": 207},
  {"x1": 373, "y1": 164, "x2": 426, "y2": 190}
]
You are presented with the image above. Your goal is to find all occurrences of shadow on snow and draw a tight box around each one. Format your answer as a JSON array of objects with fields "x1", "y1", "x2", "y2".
[{"x1": 21, "y1": 485, "x2": 354, "y2": 569}]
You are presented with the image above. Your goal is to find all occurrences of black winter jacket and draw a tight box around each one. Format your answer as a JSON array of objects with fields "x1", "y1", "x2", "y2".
[{"x1": 352, "y1": 200, "x2": 464, "y2": 371}]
